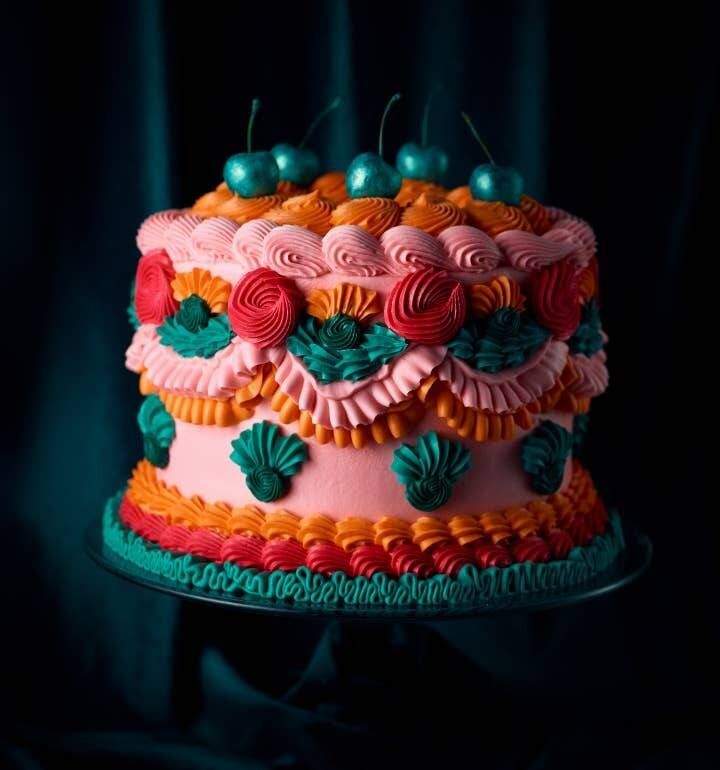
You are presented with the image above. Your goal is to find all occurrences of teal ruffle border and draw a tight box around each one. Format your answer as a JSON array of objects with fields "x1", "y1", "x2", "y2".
[{"x1": 102, "y1": 492, "x2": 625, "y2": 608}]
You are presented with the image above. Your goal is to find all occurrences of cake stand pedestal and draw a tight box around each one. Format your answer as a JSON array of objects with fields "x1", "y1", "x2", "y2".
[{"x1": 85, "y1": 518, "x2": 651, "y2": 620}]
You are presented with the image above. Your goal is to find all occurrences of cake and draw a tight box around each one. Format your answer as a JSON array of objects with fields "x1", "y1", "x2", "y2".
[{"x1": 104, "y1": 105, "x2": 619, "y2": 609}]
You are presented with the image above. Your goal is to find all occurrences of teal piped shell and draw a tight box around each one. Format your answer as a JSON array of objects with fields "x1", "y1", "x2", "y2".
[
  {"x1": 448, "y1": 308, "x2": 549, "y2": 373},
  {"x1": 569, "y1": 299, "x2": 603, "y2": 356},
  {"x1": 391, "y1": 431, "x2": 471, "y2": 512},
  {"x1": 287, "y1": 314, "x2": 408, "y2": 384},
  {"x1": 158, "y1": 313, "x2": 235, "y2": 358},
  {"x1": 137, "y1": 395, "x2": 176, "y2": 468},
  {"x1": 520, "y1": 420, "x2": 573, "y2": 494},
  {"x1": 230, "y1": 421, "x2": 308, "y2": 503}
]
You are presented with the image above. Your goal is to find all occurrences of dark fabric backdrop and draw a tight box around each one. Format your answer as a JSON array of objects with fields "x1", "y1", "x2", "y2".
[{"x1": 4, "y1": 2, "x2": 717, "y2": 768}]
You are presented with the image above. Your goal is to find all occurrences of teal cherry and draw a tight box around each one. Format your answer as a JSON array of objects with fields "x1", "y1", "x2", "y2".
[
  {"x1": 461, "y1": 112, "x2": 524, "y2": 205},
  {"x1": 396, "y1": 142, "x2": 449, "y2": 182},
  {"x1": 223, "y1": 99, "x2": 279, "y2": 198},
  {"x1": 270, "y1": 97, "x2": 340, "y2": 186},
  {"x1": 346, "y1": 93, "x2": 403, "y2": 199}
]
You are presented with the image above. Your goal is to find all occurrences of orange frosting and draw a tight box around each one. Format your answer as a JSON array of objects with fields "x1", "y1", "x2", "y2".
[
  {"x1": 464, "y1": 200, "x2": 533, "y2": 237},
  {"x1": 306, "y1": 283, "x2": 381, "y2": 323},
  {"x1": 469, "y1": 275, "x2": 526, "y2": 317},
  {"x1": 395, "y1": 178, "x2": 448, "y2": 207},
  {"x1": 330, "y1": 197, "x2": 401, "y2": 237},
  {"x1": 399, "y1": 193, "x2": 467, "y2": 236},
  {"x1": 446, "y1": 185, "x2": 473, "y2": 208},
  {"x1": 171, "y1": 268, "x2": 232, "y2": 313},
  {"x1": 577, "y1": 267, "x2": 597, "y2": 303},
  {"x1": 206, "y1": 193, "x2": 284, "y2": 224},
  {"x1": 310, "y1": 171, "x2": 349, "y2": 206},
  {"x1": 263, "y1": 190, "x2": 333, "y2": 235},
  {"x1": 276, "y1": 180, "x2": 308, "y2": 199},
  {"x1": 519, "y1": 194, "x2": 552, "y2": 234},
  {"x1": 192, "y1": 182, "x2": 233, "y2": 215}
]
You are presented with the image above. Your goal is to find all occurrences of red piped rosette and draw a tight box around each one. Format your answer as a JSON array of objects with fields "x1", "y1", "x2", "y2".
[
  {"x1": 472, "y1": 542, "x2": 513, "y2": 569},
  {"x1": 134, "y1": 249, "x2": 179, "y2": 324},
  {"x1": 227, "y1": 267, "x2": 303, "y2": 349},
  {"x1": 384, "y1": 267, "x2": 466, "y2": 344},
  {"x1": 529, "y1": 261, "x2": 581, "y2": 340}
]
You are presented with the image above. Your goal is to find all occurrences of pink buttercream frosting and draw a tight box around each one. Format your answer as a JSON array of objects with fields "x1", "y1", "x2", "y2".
[
  {"x1": 496, "y1": 230, "x2": 580, "y2": 271},
  {"x1": 126, "y1": 324, "x2": 159, "y2": 372},
  {"x1": 262, "y1": 225, "x2": 328, "y2": 278},
  {"x1": 157, "y1": 403, "x2": 574, "y2": 520},
  {"x1": 437, "y1": 225, "x2": 502, "y2": 272},
  {"x1": 163, "y1": 214, "x2": 204, "y2": 264},
  {"x1": 380, "y1": 225, "x2": 450, "y2": 274},
  {"x1": 321, "y1": 225, "x2": 386, "y2": 276},
  {"x1": 190, "y1": 216, "x2": 239, "y2": 262},
  {"x1": 568, "y1": 350, "x2": 608, "y2": 397},
  {"x1": 231, "y1": 219, "x2": 278, "y2": 269},
  {"x1": 136, "y1": 210, "x2": 182, "y2": 254}
]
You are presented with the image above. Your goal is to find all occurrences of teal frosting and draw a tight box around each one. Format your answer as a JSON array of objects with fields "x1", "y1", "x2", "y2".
[
  {"x1": 137, "y1": 395, "x2": 175, "y2": 468},
  {"x1": 158, "y1": 313, "x2": 235, "y2": 358},
  {"x1": 287, "y1": 314, "x2": 408, "y2": 384},
  {"x1": 127, "y1": 278, "x2": 140, "y2": 330},
  {"x1": 448, "y1": 308, "x2": 549, "y2": 373},
  {"x1": 176, "y1": 294, "x2": 211, "y2": 332},
  {"x1": 102, "y1": 492, "x2": 625, "y2": 608},
  {"x1": 391, "y1": 431, "x2": 471, "y2": 512},
  {"x1": 569, "y1": 299, "x2": 603, "y2": 356},
  {"x1": 521, "y1": 420, "x2": 573, "y2": 494},
  {"x1": 230, "y1": 421, "x2": 308, "y2": 502},
  {"x1": 572, "y1": 413, "x2": 590, "y2": 456}
]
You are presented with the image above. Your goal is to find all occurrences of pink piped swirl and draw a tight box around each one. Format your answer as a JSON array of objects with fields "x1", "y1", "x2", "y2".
[
  {"x1": 321, "y1": 225, "x2": 386, "y2": 276},
  {"x1": 262, "y1": 225, "x2": 328, "y2": 278},
  {"x1": 569, "y1": 349, "x2": 609, "y2": 397},
  {"x1": 190, "y1": 217, "x2": 239, "y2": 262},
  {"x1": 530, "y1": 261, "x2": 581, "y2": 341},
  {"x1": 134, "y1": 249, "x2": 179, "y2": 324},
  {"x1": 227, "y1": 267, "x2": 303, "y2": 349},
  {"x1": 385, "y1": 267, "x2": 466, "y2": 344},
  {"x1": 437, "y1": 225, "x2": 502, "y2": 272},
  {"x1": 136, "y1": 209, "x2": 182, "y2": 254},
  {"x1": 547, "y1": 222, "x2": 595, "y2": 267},
  {"x1": 380, "y1": 225, "x2": 449, "y2": 274},
  {"x1": 163, "y1": 214, "x2": 204, "y2": 264},
  {"x1": 231, "y1": 219, "x2": 278, "y2": 270},
  {"x1": 496, "y1": 230, "x2": 578, "y2": 271}
]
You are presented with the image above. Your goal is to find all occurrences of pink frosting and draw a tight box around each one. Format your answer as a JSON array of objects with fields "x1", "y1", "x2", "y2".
[
  {"x1": 126, "y1": 324, "x2": 159, "y2": 373},
  {"x1": 321, "y1": 225, "x2": 386, "y2": 276},
  {"x1": 157, "y1": 404, "x2": 575, "y2": 521},
  {"x1": 190, "y1": 217, "x2": 239, "y2": 262},
  {"x1": 568, "y1": 350, "x2": 608, "y2": 397},
  {"x1": 273, "y1": 345, "x2": 446, "y2": 429},
  {"x1": 164, "y1": 214, "x2": 204, "y2": 264},
  {"x1": 437, "y1": 225, "x2": 502, "y2": 272},
  {"x1": 231, "y1": 219, "x2": 278, "y2": 269},
  {"x1": 496, "y1": 230, "x2": 579, "y2": 271},
  {"x1": 380, "y1": 225, "x2": 449, "y2": 274},
  {"x1": 262, "y1": 225, "x2": 328, "y2": 278},
  {"x1": 436, "y1": 341, "x2": 569, "y2": 413},
  {"x1": 136, "y1": 210, "x2": 182, "y2": 254},
  {"x1": 549, "y1": 220, "x2": 595, "y2": 266}
]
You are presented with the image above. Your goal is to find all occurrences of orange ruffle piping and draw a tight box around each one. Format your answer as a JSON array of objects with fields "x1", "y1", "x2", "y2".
[
  {"x1": 395, "y1": 179, "x2": 449, "y2": 207},
  {"x1": 306, "y1": 283, "x2": 381, "y2": 323},
  {"x1": 399, "y1": 193, "x2": 467, "y2": 236},
  {"x1": 126, "y1": 458, "x2": 599, "y2": 552},
  {"x1": 469, "y1": 275, "x2": 526, "y2": 317},
  {"x1": 263, "y1": 190, "x2": 333, "y2": 235},
  {"x1": 171, "y1": 268, "x2": 232, "y2": 313},
  {"x1": 309, "y1": 171, "x2": 348, "y2": 206},
  {"x1": 329, "y1": 197, "x2": 402, "y2": 237}
]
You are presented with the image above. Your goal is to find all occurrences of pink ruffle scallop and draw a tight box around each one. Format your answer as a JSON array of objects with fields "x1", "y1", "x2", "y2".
[
  {"x1": 568, "y1": 349, "x2": 609, "y2": 398},
  {"x1": 321, "y1": 225, "x2": 387, "y2": 276},
  {"x1": 190, "y1": 216, "x2": 239, "y2": 263},
  {"x1": 125, "y1": 324, "x2": 159, "y2": 373},
  {"x1": 437, "y1": 225, "x2": 502, "y2": 272},
  {"x1": 262, "y1": 225, "x2": 328, "y2": 278},
  {"x1": 231, "y1": 219, "x2": 278, "y2": 270}
]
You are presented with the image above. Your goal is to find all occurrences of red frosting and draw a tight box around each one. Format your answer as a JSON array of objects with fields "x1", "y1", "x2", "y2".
[
  {"x1": 389, "y1": 543, "x2": 436, "y2": 578},
  {"x1": 589, "y1": 497, "x2": 609, "y2": 535},
  {"x1": 349, "y1": 545, "x2": 392, "y2": 577},
  {"x1": 511, "y1": 536, "x2": 551, "y2": 564},
  {"x1": 134, "y1": 249, "x2": 179, "y2": 324},
  {"x1": 261, "y1": 539, "x2": 307, "y2": 571},
  {"x1": 472, "y1": 541, "x2": 513, "y2": 568},
  {"x1": 219, "y1": 536, "x2": 264, "y2": 567},
  {"x1": 227, "y1": 267, "x2": 303, "y2": 349},
  {"x1": 384, "y1": 267, "x2": 466, "y2": 344},
  {"x1": 431, "y1": 544, "x2": 474, "y2": 577},
  {"x1": 306, "y1": 543, "x2": 351, "y2": 576},
  {"x1": 567, "y1": 514, "x2": 594, "y2": 547},
  {"x1": 546, "y1": 528, "x2": 574, "y2": 559},
  {"x1": 529, "y1": 261, "x2": 580, "y2": 340}
]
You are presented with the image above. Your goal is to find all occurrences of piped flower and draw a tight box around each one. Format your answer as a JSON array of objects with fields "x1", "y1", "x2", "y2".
[
  {"x1": 171, "y1": 268, "x2": 232, "y2": 314},
  {"x1": 157, "y1": 313, "x2": 235, "y2": 358},
  {"x1": 134, "y1": 249, "x2": 179, "y2": 324},
  {"x1": 307, "y1": 283, "x2": 381, "y2": 324},
  {"x1": 137, "y1": 395, "x2": 175, "y2": 468},
  {"x1": 469, "y1": 275, "x2": 525, "y2": 318},
  {"x1": 391, "y1": 431, "x2": 471, "y2": 512},
  {"x1": 520, "y1": 420, "x2": 573, "y2": 494},
  {"x1": 230, "y1": 421, "x2": 308, "y2": 503},
  {"x1": 529, "y1": 261, "x2": 580, "y2": 341}
]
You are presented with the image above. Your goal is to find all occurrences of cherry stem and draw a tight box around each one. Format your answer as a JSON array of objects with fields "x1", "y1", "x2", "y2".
[
  {"x1": 247, "y1": 98, "x2": 261, "y2": 153},
  {"x1": 299, "y1": 96, "x2": 342, "y2": 149},
  {"x1": 421, "y1": 87, "x2": 438, "y2": 147},
  {"x1": 461, "y1": 112, "x2": 495, "y2": 166},
  {"x1": 378, "y1": 93, "x2": 402, "y2": 160}
]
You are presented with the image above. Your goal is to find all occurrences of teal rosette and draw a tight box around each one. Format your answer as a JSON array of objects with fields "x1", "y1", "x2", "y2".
[
  {"x1": 572, "y1": 413, "x2": 590, "y2": 456},
  {"x1": 569, "y1": 299, "x2": 603, "y2": 356},
  {"x1": 158, "y1": 313, "x2": 235, "y2": 358},
  {"x1": 230, "y1": 421, "x2": 308, "y2": 503},
  {"x1": 176, "y1": 295, "x2": 211, "y2": 332},
  {"x1": 127, "y1": 278, "x2": 140, "y2": 330},
  {"x1": 520, "y1": 420, "x2": 573, "y2": 494},
  {"x1": 391, "y1": 431, "x2": 471, "y2": 512},
  {"x1": 287, "y1": 314, "x2": 408, "y2": 384},
  {"x1": 448, "y1": 308, "x2": 549, "y2": 373},
  {"x1": 137, "y1": 394, "x2": 176, "y2": 468}
]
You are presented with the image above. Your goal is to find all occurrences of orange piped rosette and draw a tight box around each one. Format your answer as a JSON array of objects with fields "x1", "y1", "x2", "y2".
[
  {"x1": 276, "y1": 180, "x2": 308, "y2": 199},
  {"x1": 464, "y1": 199, "x2": 533, "y2": 237},
  {"x1": 446, "y1": 185, "x2": 473, "y2": 208},
  {"x1": 306, "y1": 283, "x2": 381, "y2": 323},
  {"x1": 263, "y1": 190, "x2": 333, "y2": 235},
  {"x1": 399, "y1": 192, "x2": 467, "y2": 236},
  {"x1": 192, "y1": 181, "x2": 284, "y2": 222},
  {"x1": 469, "y1": 275, "x2": 526, "y2": 317},
  {"x1": 395, "y1": 178, "x2": 448, "y2": 207},
  {"x1": 519, "y1": 194, "x2": 552, "y2": 234},
  {"x1": 330, "y1": 197, "x2": 401, "y2": 238},
  {"x1": 192, "y1": 182, "x2": 233, "y2": 216},
  {"x1": 310, "y1": 171, "x2": 349, "y2": 206},
  {"x1": 171, "y1": 268, "x2": 232, "y2": 313}
]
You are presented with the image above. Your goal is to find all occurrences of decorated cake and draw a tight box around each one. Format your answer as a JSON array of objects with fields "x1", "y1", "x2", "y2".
[{"x1": 104, "y1": 97, "x2": 620, "y2": 608}]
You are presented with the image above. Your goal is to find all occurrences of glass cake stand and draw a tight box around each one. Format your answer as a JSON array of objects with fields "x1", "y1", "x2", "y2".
[{"x1": 85, "y1": 517, "x2": 652, "y2": 620}]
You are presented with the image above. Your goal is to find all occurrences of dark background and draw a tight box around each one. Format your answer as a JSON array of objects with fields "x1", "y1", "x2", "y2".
[{"x1": 3, "y1": 1, "x2": 717, "y2": 768}]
